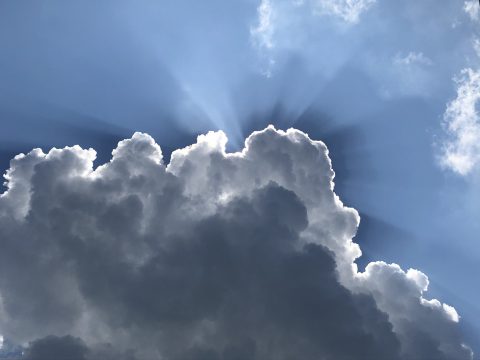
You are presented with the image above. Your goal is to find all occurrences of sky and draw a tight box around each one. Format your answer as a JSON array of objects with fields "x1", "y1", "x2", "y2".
[{"x1": 0, "y1": 0, "x2": 480, "y2": 358}]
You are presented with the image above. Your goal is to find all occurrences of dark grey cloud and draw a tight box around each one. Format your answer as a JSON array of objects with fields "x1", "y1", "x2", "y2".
[
  {"x1": 0, "y1": 127, "x2": 472, "y2": 359},
  {"x1": 23, "y1": 335, "x2": 137, "y2": 360},
  {"x1": 23, "y1": 336, "x2": 88, "y2": 360}
]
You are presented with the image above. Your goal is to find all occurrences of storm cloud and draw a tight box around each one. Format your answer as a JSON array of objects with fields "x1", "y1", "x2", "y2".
[{"x1": 0, "y1": 126, "x2": 472, "y2": 359}]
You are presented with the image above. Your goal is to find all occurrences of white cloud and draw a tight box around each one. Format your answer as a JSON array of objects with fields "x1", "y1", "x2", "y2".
[
  {"x1": 393, "y1": 51, "x2": 433, "y2": 67},
  {"x1": 250, "y1": 0, "x2": 276, "y2": 76},
  {"x1": 464, "y1": 0, "x2": 479, "y2": 21},
  {"x1": 249, "y1": 0, "x2": 376, "y2": 76},
  {"x1": 473, "y1": 37, "x2": 480, "y2": 58},
  {"x1": 0, "y1": 127, "x2": 473, "y2": 359},
  {"x1": 441, "y1": 68, "x2": 480, "y2": 175},
  {"x1": 312, "y1": 0, "x2": 376, "y2": 24},
  {"x1": 250, "y1": 0, "x2": 275, "y2": 50}
]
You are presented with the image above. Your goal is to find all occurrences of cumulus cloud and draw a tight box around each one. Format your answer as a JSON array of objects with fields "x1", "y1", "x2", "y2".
[
  {"x1": 441, "y1": 68, "x2": 480, "y2": 175},
  {"x1": 0, "y1": 126, "x2": 473, "y2": 359}
]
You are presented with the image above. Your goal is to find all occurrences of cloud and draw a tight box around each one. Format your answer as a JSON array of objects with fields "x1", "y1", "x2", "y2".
[
  {"x1": 464, "y1": 0, "x2": 479, "y2": 21},
  {"x1": 250, "y1": 0, "x2": 276, "y2": 77},
  {"x1": 0, "y1": 127, "x2": 473, "y2": 359},
  {"x1": 23, "y1": 335, "x2": 137, "y2": 360},
  {"x1": 250, "y1": 0, "x2": 275, "y2": 50},
  {"x1": 440, "y1": 68, "x2": 480, "y2": 175},
  {"x1": 249, "y1": 0, "x2": 376, "y2": 76},
  {"x1": 23, "y1": 336, "x2": 89, "y2": 360},
  {"x1": 393, "y1": 52, "x2": 433, "y2": 67},
  {"x1": 311, "y1": 0, "x2": 376, "y2": 23},
  {"x1": 473, "y1": 37, "x2": 480, "y2": 58}
]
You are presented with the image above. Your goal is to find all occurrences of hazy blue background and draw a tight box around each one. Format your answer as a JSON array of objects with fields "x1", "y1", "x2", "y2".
[{"x1": 1, "y1": 0, "x2": 479, "y2": 352}]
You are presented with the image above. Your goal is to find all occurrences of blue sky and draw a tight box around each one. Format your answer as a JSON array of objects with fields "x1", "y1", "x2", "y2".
[{"x1": 1, "y1": 0, "x2": 480, "y2": 356}]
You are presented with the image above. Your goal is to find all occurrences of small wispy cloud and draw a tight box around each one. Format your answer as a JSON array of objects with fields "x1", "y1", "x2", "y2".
[
  {"x1": 250, "y1": 0, "x2": 276, "y2": 76},
  {"x1": 473, "y1": 37, "x2": 480, "y2": 58},
  {"x1": 312, "y1": 0, "x2": 376, "y2": 24},
  {"x1": 250, "y1": 0, "x2": 275, "y2": 50},
  {"x1": 393, "y1": 51, "x2": 433, "y2": 67},
  {"x1": 441, "y1": 68, "x2": 480, "y2": 175},
  {"x1": 249, "y1": 0, "x2": 376, "y2": 76}
]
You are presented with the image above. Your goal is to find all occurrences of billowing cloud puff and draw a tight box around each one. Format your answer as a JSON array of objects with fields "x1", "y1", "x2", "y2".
[
  {"x1": 441, "y1": 68, "x2": 480, "y2": 175},
  {"x1": 0, "y1": 127, "x2": 473, "y2": 359}
]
